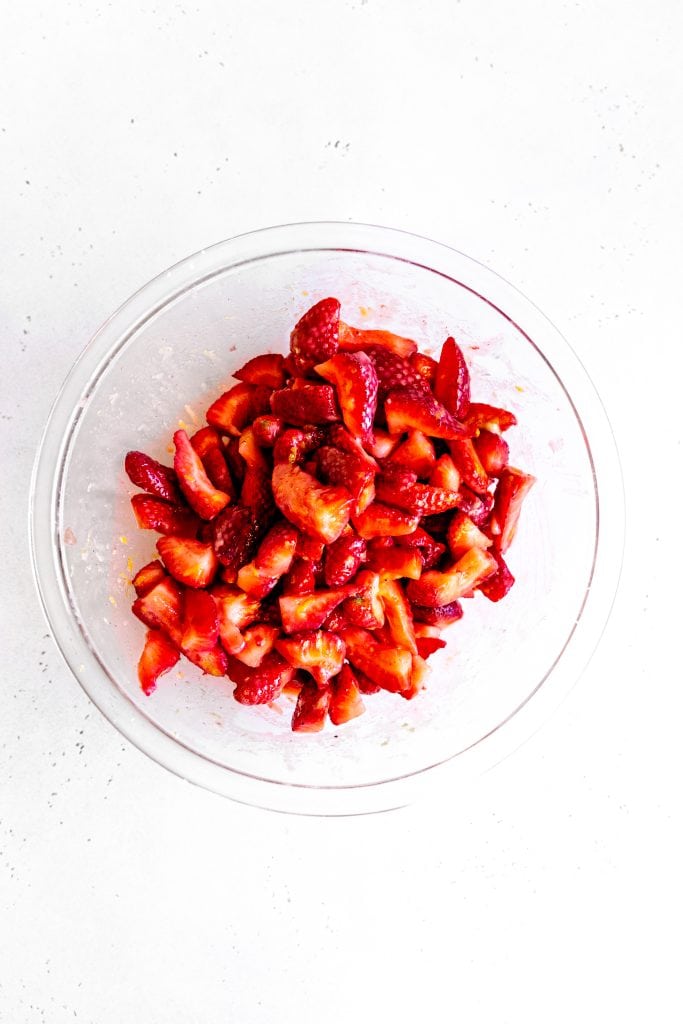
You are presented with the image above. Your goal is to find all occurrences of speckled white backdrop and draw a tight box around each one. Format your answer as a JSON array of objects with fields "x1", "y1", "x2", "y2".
[{"x1": 2, "y1": 1, "x2": 682, "y2": 1021}]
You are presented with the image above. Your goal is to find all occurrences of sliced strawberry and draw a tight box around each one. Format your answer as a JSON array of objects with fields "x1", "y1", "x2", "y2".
[
  {"x1": 365, "y1": 544, "x2": 423, "y2": 580},
  {"x1": 338, "y1": 323, "x2": 417, "y2": 358},
  {"x1": 236, "y1": 522, "x2": 299, "y2": 598},
  {"x1": 279, "y1": 584, "x2": 359, "y2": 634},
  {"x1": 401, "y1": 654, "x2": 429, "y2": 700},
  {"x1": 273, "y1": 426, "x2": 327, "y2": 466},
  {"x1": 448, "y1": 439, "x2": 490, "y2": 495},
  {"x1": 329, "y1": 664, "x2": 365, "y2": 725},
  {"x1": 326, "y1": 424, "x2": 379, "y2": 469},
  {"x1": 324, "y1": 529, "x2": 366, "y2": 586},
  {"x1": 365, "y1": 428, "x2": 401, "y2": 459},
  {"x1": 473, "y1": 429, "x2": 509, "y2": 477},
  {"x1": 276, "y1": 630, "x2": 345, "y2": 687},
  {"x1": 125, "y1": 451, "x2": 181, "y2": 503},
  {"x1": 173, "y1": 429, "x2": 230, "y2": 520},
  {"x1": 341, "y1": 570, "x2": 385, "y2": 629},
  {"x1": 211, "y1": 505, "x2": 260, "y2": 578},
  {"x1": 232, "y1": 624, "x2": 281, "y2": 667},
  {"x1": 395, "y1": 527, "x2": 446, "y2": 569},
  {"x1": 238, "y1": 428, "x2": 276, "y2": 526},
  {"x1": 406, "y1": 547, "x2": 497, "y2": 607},
  {"x1": 375, "y1": 470, "x2": 461, "y2": 517},
  {"x1": 190, "y1": 427, "x2": 236, "y2": 498},
  {"x1": 487, "y1": 467, "x2": 535, "y2": 553},
  {"x1": 132, "y1": 559, "x2": 167, "y2": 597},
  {"x1": 353, "y1": 667, "x2": 381, "y2": 694},
  {"x1": 315, "y1": 351, "x2": 378, "y2": 444},
  {"x1": 272, "y1": 463, "x2": 353, "y2": 544},
  {"x1": 206, "y1": 381, "x2": 270, "y2": 437},
  {"x1": 415, "y1": 635, "x2": 447, "y2": 659},
  {"x1": 224, "y1": 436, "x2": 246, "y2": 487},
  {"x1": 386, "y1": 430, "x2": 436, "y2": 479},
  {"x1": 290, "y1": 297, "x2": 340, "y2": 374},
  {"x1": 138, "y1": 628, "x2": 180, "y2": 695},
  {"x1": 366, "y1": 346, "x2": 427, "y2": 397},
  {"x1": 315, "y1": 446, "x2": 376, "y2": 514},
  {"x1": 455, "y1": 486, "x2": 495, "y2": 527},
  {"x1": 212, "y1": 585, "x2": 261, "y2": 653},
  {"x1": 434, "y1": 336, "x2": 470, "y2": 418},
  {"x1": 282, "y1": 558, "x2": 318, "y2": 596},
  {"x1": 409, "y1": 351, "x2": 438, "y2": 385},
  {"x1": 232, "y1": 651, "x2": 295, "y2": 705},
  {"x1": 338, "y1": 627, "x2": 413, "y2": 693},
  {"x1": 352, "y1": 502, "x2": 420, "y2": 539},
  {"x1": 479, "y1": 550, "x2": 515, "y2": 602},
  {"x1": 296, "y1": 534, "x2": 326, "y2": 561},
  {"x1": 157, "y1": 535, "x2": 219, "y2": 589},
  {"x1": 379, "y1": 577, "x2": 417, "y2": 654},
  {"x1": 447, "y1": 511, "x2": 493, "y2": 559},
  {"x1": 186, "y1": 645, "x2": 229, "y2": 677},
  {"x1": 270, "y1": 381, "x2": 340, "y2": 426},
  {"x1": 384, "y1": 387, "x2": 471, "y2": 440},
  {"x1": 181, "y1": 589, "x2": 219, "y2": 652},
  {"x1": 130, "y1": 494, "x2": 200, "y2": 538},
  {"x1": 252, "y1": 414, "x2": 285, "y2": 448},
  {"x1": 132, "y1": 576, "x2": 183, "y2": 636},
  {"x1": 291, "y1": 683, "x2": 331, "y2": 732},
  {"x1": 409, "y1": 599, "x2": 464, "y2": 626},
  {"x1": 464, "y1": 402, "x2": 517, "y2": 434},
  {"x1": 234, "y1": 352, "x2": 286, "y2": 389},
  {"x1": 429, "y1": 454, "x2": 461, "y2": 492}
]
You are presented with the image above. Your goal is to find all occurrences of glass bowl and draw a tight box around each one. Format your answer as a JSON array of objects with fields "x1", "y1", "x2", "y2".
[{"x1": 29, "y1": 222, "x2": 623, "y2": 815}]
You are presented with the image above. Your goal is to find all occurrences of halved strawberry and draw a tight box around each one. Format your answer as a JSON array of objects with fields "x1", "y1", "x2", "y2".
[
  {"x1": 406, "y1": 546, "x2": 497, "y2": 607},
  {"x1": 455, "y1": 487, "x2": 495, "y2": 527},
  {"x1": 479, "y1": 550, "x2": 515, "y2": 602},
  {"x1": 384, "y1": 387, "x2": 471, "y2": 440},
  {"x1": 190, "y1": 427, "x2": 235, "y2": 498},
  {"x1": 338, "y1": 323, "x2": 417, "y2": 358},
  {"x1": 365, "y1": 428, "x2": 401, "y2": 459},
  {"x1": 282, "y1": 558, "x2": 318, "y2": 596},
  {"x1": 138, "y1": 628, "x2": 180, "y2": 695},
  {"x1": 395, "y1": 527, "x2": 446, "y2": 569},
  {"x1": 448, "y1": 439, "x2": 490, "y2": 495},
  {"x1": 275, "y1": 630, "x2": 345, "y2": 687},
  {"x1": 125, "y1": 451, "x2": 181, "y2": 503},
  {"x1": 252, "y1": 414, "x2": 285, "y2": 447},
  {"x1": 434, "y1": 336, "x2": 470, "y2": 419},
  {"x1": 132, "y1": 576, "x2": 183, "y2": 636},
  {"x1": 386, "y1": 430, "x2": 436, "y2": 479},
  {"x1": 273, "y1": 427, "x2": 327, "y2": 466},
  {"x1": 379, "y1": 577, "x2": 417, "y2": 654},
  {"x1": 181, "y1": 589, "x2": 219, "y2": 652},
  {"x1": 234, "y1": 352, "x2": 286, "y2": 389},
  {"x1": 329, "y1": 664, "x2": 365, "y2": 725},
  {"x1": 338, "y1": 627, "x2": 413, "y2": 693},
  {"x1": 212, "y1": 585, "x2": 261, "y2": 653},
  {"x1": 409, "y1": 351, "x2": 438, "y2": 385},
  {"x1": 352, "y1": 502, "x2": 420, "y2": 539},
  {"x1": 290, "y1": 297, "x2": 340, "y2": 374},
  {"x1": 270, "y1": 381, "x2": 340, "y2": 426},
  {"x1": 173, "y1": 429, "x2": 230, "y2": 520},
  {"x1": 473, "y1": 429, "x2": 509, "y2": 477},
  {"x1": 232, "y1": 651, "x2": 295, "y2": 705},
  {"x1": 236, "y1": 522, "x2": 299, "y2": 598},
  {"x1": 341, "y1": 570, "x2": 385, "y2": 629},
  {"x1": 366, "y1": 346, "x2": 427, "y2": 397},
  {"x1": 232, "y1": 624, "x2": 281, "y2": 667},
  {"x1": 429, "y1": 454, "x2": 461, "y2": 492},
  {"x1": 375, "y1": 469, "x2": 461, "y2": 516},
  {"x1": 315, "y1": 351, "x2": 378, "y2": 444},
  {"x1": 324, "y1": 529, "x2": 366, "y2": 586},
  {"x1": 487, "y1": 467, "x2": 536, "y2": 553},
  {"x1": 206, "y1": 381, "x2": 270, "y2": 436},
  {"x1": 279, "y1": 584, "x2": 359, "y2": 634},
  {"x1": 291, "y1": 683, "x2": 331, "y2": 732},
  {"x1": 157, "y1": 535, "x2": 219, "y2": 589},
  {"x1": 132, "y1": 559, "x2": 167, "y2": 597},
  {"x1": 211, "y1": 504, "x2": 260, "y2": 578},
  {"x1": 447, "y1": 512, "x2": 493, "y2": 559},
  {"x1": 130, "y1": 494, "x2": 200, "y2": 538},
  {"x1": 272, "y1": 463, "x2": 353, "y2": 544},
  {"x1": 315, "y1": 446, "x2": 376, "y2": 514},
  {"x1": 464, "y1": 402, "x2": 517, "y2": 434},
  {"x1": 409, "y1": 599, "x2": 464, "y2": 626},
  {"x1": 365, "y1": 544, "x2": 423, "y2": 580}
]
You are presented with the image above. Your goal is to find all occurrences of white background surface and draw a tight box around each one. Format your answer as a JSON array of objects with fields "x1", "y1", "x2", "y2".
[{"x1": 2, "y1": 1, "x2": 682, "y2": 1021}]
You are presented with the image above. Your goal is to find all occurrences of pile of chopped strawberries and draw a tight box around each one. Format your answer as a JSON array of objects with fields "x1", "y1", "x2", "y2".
[{"x1": 125, "y1": 298, "x2": 535, "y2": 732}]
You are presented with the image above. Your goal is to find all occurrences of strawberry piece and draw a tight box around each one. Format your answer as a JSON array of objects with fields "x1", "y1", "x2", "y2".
[
  {"x1": 138, "y1": 628, "x2": 180, "y2": 695},
  {"x1": 157, "y1": 535, "x2": 219, "y2": 589},
  {"x1": 338, "y1": 627, "x2": 413, "y2": 693},
  {"x1": 190, "y1": 427, "x2": 235, "y2": 498},
  {"x1": 395, "y1": 527, "x2": 446, "y2": 569},
  {"x1": 365, "y1": 544, "x2": 423, "y2": 580},
  {"x1": 252, "y1": 415, "x2": 285, "y2": 447},
  {"x1": 296, "y1": 534, "x2": 326, "y2": 561},
  {"x1": 375, "y1": 469, "x2": 461, "y2": 517},
  {"x1": 282, "y1": 558, "x2": 318, "y2": 595},
  {"x1": 352, "y1": 502, "x2": 420, "y2": 539},
  {"x1": 406, "y1": 547, "x2": 498, "y2": 607},
  {"x1": 237, "y1": 522, "x2": 299, "y2": 598},
  {"x1": 329, "y1": 664, "x2": 365, "y2": 725},
  {"x1": 447, "y1": 512, "x2": 493, "y2": 559},
  {"x1": 455, "y1": 487, "x2": 495, "y2": 527},
  {"x1": 384, "y1": 387, "x2": 471, "y2": 440},
  {"x1": 291, "y1": 683, "x2": 331, "y2": 732},
  {"x1": 338, "y1": 323, "x2": 417, "y2": 358},
  {"x1": 315, "y1": 351, "x2": 378, "y2": 444},
  {"x1": 434, "y1": 336, "x2": 470, "y2": 418},
  {"x1": 353, "y1": 667, "x2": 381, "y2": 694},
  {"x1": 211, "y1": 505, "x2": 260, "y2": 577},
  {"x1": 365, "y1": 428, "x2": 400, "y2": 459},
  {"x1": 379, "y1": 577, "x2": 417, "y2": 654},
  {"x1": 290, "y1": 297, "x2": 340, "y2": 374},
  {"x1": 273, "y1": 426, "x2": 327, "y2": 466},
  {"x1": 272, "y1": 463, "x2": 353, "y2": 544},
  {"x1": 181, "y1": 589, "x2": 219, "y2": 652},
  {"x1": 401, "y1": 654, "x2": 429, "y2": 700},
  {"x1": 224, "y1": 436, "x2": 246, "y2": 487},
  {"x1": 415, "y1": 635, "x2": 447, "y2": 659},
  {"x1": 487, "y1": 467, "x2": 535, "y2": 553},
  {"x1": 270, "y1": 381, "x2": 340, "y2": 426},
  {"x1": 130, "y1": 494, "x2": 200, "y2": 538},
  {"x1": 473, "y1": 429, "x2": 510, "y2": 477},
  {"x1": 232, "y1": 651, "x2": 295, "y2": 705},
  {"x1": 187, "y1": 645, "x2": 229, "y2": 677},
  {"x1": 234, "y1": 352, "x2": 286, "y2": 389},
  {"x1": 132, "y1": 560, "x2": 167, "y2": 597},
  {"x1": 410, "y1": 600, "x2": 464, "y2": 626},
  {"x1": 237, "y1": 428, "x2": 276, "y2": 526},
  {"x1": 206, "y1": 381, "x2": 270, "y2": 436},
  {"x1": 173, "y1": 429, "x2": 230, "y2": 520},
  {"x1": 479, "y1": 551, "x2": 515, "y2": 602},
  {"x1": 448, "y1": 439, "x2": 490, "y2": 495},
  {"x1": 279, "y1": 584, "x2": 359, "y2": 634},
  {"x1": 386, "y1": 430, "x2": 436, "y2": 479},
  {"x1": 341, "y1": 570, "x2": 385, "y2": 629},
  {"x1": 324, "y1": 529, "x2": 366, "y2": 586},
  {"x1": 366, "y1": 346, "x2": 427, "y2": 397},
  {"x1": 125, "y1": 451, "x2": 181, "y2": 503},
  {"x1": 276, "y1": 630, "x2": 345, "y2": 687},
  {"x1": 212, "y1": 585, "x2": 261, "y2": 653},
  {"x1": 315, "y1": 446, "x2": 376, "y2": 514},
  {"x1": 429, "y1": 454, "x2": 461, "y2": 492},
  {"x1": 464, "y1": 402, "x2": 517, "y2": 434},
  {"x1": 409, "y1": 351, "x2": 438, "y2": 385},
  {"x1": 326, "y1": 424, "x2": 379, "y2": 469},
  {"x1": 132, "y1": 577, "x2": 183, "y2": 635},
  {"x1": 232, "y1": 624, "x2": 281, "y2": 667}
]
